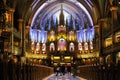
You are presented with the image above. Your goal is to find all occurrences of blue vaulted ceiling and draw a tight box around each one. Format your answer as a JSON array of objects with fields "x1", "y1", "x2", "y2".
[{"x1": 30, "y1": 0, "x2": 94, "y2": 30}]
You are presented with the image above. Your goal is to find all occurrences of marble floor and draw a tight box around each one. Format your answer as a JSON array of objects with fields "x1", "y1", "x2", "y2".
[{"x1": 43, "y1": 73, "x2": 87, "y2": 80}]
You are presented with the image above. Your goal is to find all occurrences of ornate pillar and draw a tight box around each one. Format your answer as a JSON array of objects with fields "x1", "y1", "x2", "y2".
[
  {"x1": 110, "y1": 6, "x2": 118, "y2": 44},
  {"x1": 18, "y1": 19, "x2": 23, "y2": 45},
  {"x1": 98, "y1": 18, "x2": 106, "y2": 55},
  {"x1": 110, "y1": 6, "x2": 118, "y2": 25},
  {"x1": 94, "y1": 25, "x2": 100, "y2": 36},
  {"x1": 22, "y1": 21, "x2": 25, "y2": 56},
  {"x1": 25, "y1": 25, "x2": 30, "y2": 52},
  {"x1": 94, "y1": 25, "x2": 100, "y2": 51},
  {"x1": 9, "y1": 8, "x2": 15, "y2": 54},
  {"x1": 18, "y1": 19, "x2": 24, "y2": 56},
  {"x1": 101, "y1": 19, "x2": 107, "y2": 47},
  {"x1": 110, "y1": 6, "x2": 118, "y2": 63}
]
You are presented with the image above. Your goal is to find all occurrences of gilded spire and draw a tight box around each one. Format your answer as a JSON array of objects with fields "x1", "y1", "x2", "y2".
[
  {"x1": 59, "y1": 4, "x2": 64, "y2": 25},
  {"x1": 70, "y1": 15, "x2": 73, "y2": 30}
]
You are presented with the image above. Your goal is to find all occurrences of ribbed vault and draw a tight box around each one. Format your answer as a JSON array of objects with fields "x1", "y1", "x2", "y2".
[{"x1": 30, "y1": 0, "x2": 96, "y2": 29}]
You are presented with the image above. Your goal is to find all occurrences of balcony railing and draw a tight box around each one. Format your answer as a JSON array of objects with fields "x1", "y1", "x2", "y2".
[{"x1": 103, "y1": 42, "x2": 120, "y2": 54}]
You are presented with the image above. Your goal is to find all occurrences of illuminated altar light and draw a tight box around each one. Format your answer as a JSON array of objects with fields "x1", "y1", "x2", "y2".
[
  {"x1": 41, "y1": 31, "x2": 47, "y2": 43},
  {"x1": 57, "y1": 47, "x2": 67, "y2": 51},
  {"x1": 68, "y1": 31, "x2": 75, "y2": 41},
  {"x1": 36, "y1": 42, "x2": 40, "y2": 53},
  {"x1": 57, "y1": 33, "x2": 67, "y2": 40},
  {"x1": 78, "y1": 42, "x2": 82, "y2": 53},
  {"x1": 69, "y1": 42, "x2": 74, "y2": 52},
  {"x1": 5, "y1": 13, "x2": 9, "y2": 22},
  {"x1": 84, "y1": 42, "x2": 88, "y2": 53},
  {"x1": 42, "y1": 43, "x2": 46, "y2": 52},
  {"x1": 68, "y1": 36, "x2": 72, "y2": 41},
  {"x1": 49, "y1": 31, "x2": 56, "y2": 41},
  {"x1": 50, "y1": 43, "x2": 55, "y2": 52},
  {"x1": 64, "y1": 47, "x2": 66, "y2": 51},
  {"x1": 90, "y1": 41, "x2": 93, "y2": 52},
  {"x1": 49, "y1": 36, "x2": 55, "y2": 41},
  {"x1": 57, "y1": 48, "x2": 60, "y2": 51},
  {"x1": 57, "y1": 38, "x2": 66, "y2": 51},
  {"x1": 31, "y1": 41, "x2": 35, "y2": 51}
]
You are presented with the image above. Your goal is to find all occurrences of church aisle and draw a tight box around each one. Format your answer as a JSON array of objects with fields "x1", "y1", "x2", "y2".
[{"x1": 43, "y1": 73, "x2": 86, "y2": 80}]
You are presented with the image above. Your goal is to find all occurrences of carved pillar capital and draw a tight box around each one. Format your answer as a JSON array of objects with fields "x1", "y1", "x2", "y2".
[
  {"x1": 18, "y1": 19, "x2": 24, "y2": 22},
  {"x1": 110, "y1": 6, "x2": 118, "y2": 11},
  {"x1": 8, "y1": 8, "x2": 15, "y2": 13}
]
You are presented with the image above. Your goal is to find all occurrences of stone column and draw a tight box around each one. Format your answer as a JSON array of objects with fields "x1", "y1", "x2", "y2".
[
  {"x1": 9, "y1": 8, "x2": 15, "y2": 54},
  {"x1": 25, "y1": 25, "x2": 30, "y2": 53},
  {"x1": 22, "y1": 21, "x2": 25, "y2": 56},
  {"x1": 18, "y1": 19, "x2": 24, "y2": 55},
  {"x1": 101, "y1": 19, "x2": 107, "y2": 47},
  {"x1": 94, "y1": 25, "x2": 100, "y2": 36},
  {"x1": 110, "y1": 6, "x2": 118, "y2": 44},
  {"x1": 94, "y1": 25, "x2": 100, "y2": 51},
  {"x1": 110, "y1": 6, "x2": 118, "y2": 63},
  {"x1": 18, "y1": 19, "x2": 23, "y2": 44},
  {"x1": 110, "y1": 6, "x2": 118, "y2": 25},
  {"x1": 98, "y1": 18, "x2": 106, "y2": 55}
]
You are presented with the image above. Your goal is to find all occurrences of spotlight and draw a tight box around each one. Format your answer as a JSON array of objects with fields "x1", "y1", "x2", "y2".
[{"x1": 119, "y1": 2, "x2": 120, "y2": 4}]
